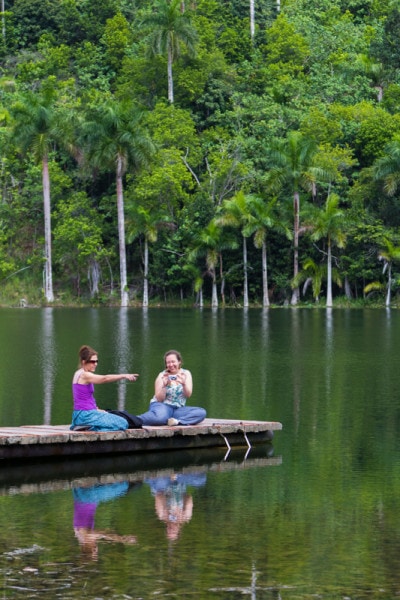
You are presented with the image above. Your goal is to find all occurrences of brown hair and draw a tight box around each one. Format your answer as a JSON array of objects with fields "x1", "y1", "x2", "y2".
[
  {"x1": 78, "y1": 345, "x2": 98, "y2": 367},
  {"x1": 164, "y1": 349, "x2": 183, "y2": 367}
]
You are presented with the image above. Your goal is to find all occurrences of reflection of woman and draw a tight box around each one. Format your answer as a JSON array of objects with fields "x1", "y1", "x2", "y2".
[
  {"x1": 138, "y1": 350, "x2": 207, "y2": 426},
  {"x1": 71, "y1": 345, "x2": 141, "y2": 431},
  {"x1": 73, "y1": 483, "x2": 137, "y2": 561},
  {"x1": 145, "y1": 473, "x2": 207, "y2": 541}
]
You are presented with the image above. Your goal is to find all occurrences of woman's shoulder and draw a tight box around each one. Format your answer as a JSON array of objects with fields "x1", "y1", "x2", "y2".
[{"x1": 72, "y1": 368, "x2": 84, "y2": 384}]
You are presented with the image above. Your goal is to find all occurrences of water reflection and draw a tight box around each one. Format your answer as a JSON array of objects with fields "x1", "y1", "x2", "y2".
[
  {"x1": 2, "y1": 446, "x2": 277, "y2": 569},
  {"x1": 144, "y1": 472, "x2": 207, "y2": 541},
  {"x1": 0, "y1": 444, "x2": 278, "y2": 491},
  {"x1": 73, "y1": 481, "x2": 138, "y2": 560},
  {"x1": 260, "y1": 309, "x2": 270, "y2": 404},
  {"x1": 325, "y1": 308, "x2": 333, "y2": 407},
  {"x1": 0, "y1": 446, "x2": 280, "y2": 599},
  {"x1": 5, "y1": 308, "x2": 400, "y2": 599},
  {"x1": 325, "y1": 307, "x2": 333, "y2": 353},
  {"x1": 40, "y1": 308, "x2": 56, "y2": 425},
  {"x1": 290, "y1": 310, "x2": 302, "y2": 437},
  {"x1": 114, "y1": 308, "x2": 130, "y2": 410},
  {"x1": 240, "y1": 309, "x2": 250, "y2": 410},
  {"x1": 72, "y1": 471, "x2": 208, "y2": 558},
  {"x1": 210, "y1": 561, "x2": 261, "y2": 598}
]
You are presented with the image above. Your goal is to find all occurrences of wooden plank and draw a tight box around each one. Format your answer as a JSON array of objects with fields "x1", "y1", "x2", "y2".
[
  {"x1": 0, "y1": 453, "x2": 282, "y2": 496},
  {"x1": 0, "y1": 418, "x2": 282, "y2": 461}
]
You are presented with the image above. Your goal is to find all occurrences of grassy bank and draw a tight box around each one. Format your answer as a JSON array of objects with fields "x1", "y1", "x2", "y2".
[{"x1": 0, "y1": 278, "x2": 397, "y2": 310}]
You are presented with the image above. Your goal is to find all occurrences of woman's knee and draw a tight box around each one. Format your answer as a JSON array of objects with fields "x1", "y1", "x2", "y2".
[
  {"x1": 195, "y1": 408, "x2": 207, "y2": 423},
  {"x1": 140, "y1": 402, "x2": 170, "y2": 425},
  {"x1": 152, "y1": 403, "x2": 170, "y2": 419},
  {"x1": 191, "y1": 407, "x2": 207, "y2": 421}
]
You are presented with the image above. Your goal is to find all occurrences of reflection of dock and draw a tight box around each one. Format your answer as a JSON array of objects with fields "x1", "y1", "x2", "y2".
[
  {"x1": 0, "y1": 418, "x2": 282, "y2": 461},
  {"x1": 0, "y1": 445, "x2": 282, "y2": 496}
]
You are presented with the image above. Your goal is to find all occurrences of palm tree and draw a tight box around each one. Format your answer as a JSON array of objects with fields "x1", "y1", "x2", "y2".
[
  {"x1": 245, "y1": 195, "x2": 286, "y2": 307},
  {"x1": 355, "y1": 54, "x2": 386, "y2": 102},
  {"x1": 292, "y1": 257, "x2": 343, "y2": 304},
  {"x1": 126, "y1": 204, "x2": 173, "y2": 307},
  {"x1": 189, "y1": 220, "x2": 237, "y2": 308},
  {"x1": 10, "y1": 79, "x2": 64, "y2": 303},
  {"x1": 143, "y1": 0, "x2": 197, "y2": 103},
  {"x1": 365, "y1": 238, "x2": 400, "y2": 307},
  {"x1": 267, "y1": 131, "x2": 331, "y2": 305},
  {"x1": 292, "y1": 257, "x2": 326, "y2": 303},
  {"x1": 215, "y1": 191, "x2": 253, "y2": 307},
  {"x1": 189, "y1": 221, "x2": 220, "y2": 308},
  {"x1": 373, "y1": 137, "x2": 400, "y2": 196},
  {"x1": 81, "y1": 99, "x2": 154, "y2": 307},
  {"x1": 309, "y1": 194, "x2": 347, "y2": 308}
]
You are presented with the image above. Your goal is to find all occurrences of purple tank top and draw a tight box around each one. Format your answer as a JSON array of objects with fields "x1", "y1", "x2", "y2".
[
  {"x1": 73, "y1": 501, "x2": 96, "y2": 529},
  {"x1": 72, "y1": 382, "x2": 97, "y2": 411}
]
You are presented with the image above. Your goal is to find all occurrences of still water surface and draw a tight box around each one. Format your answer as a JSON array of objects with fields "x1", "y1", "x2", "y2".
[{"x1": 0, "y1": 307, "x2": 399, "y2": 599}]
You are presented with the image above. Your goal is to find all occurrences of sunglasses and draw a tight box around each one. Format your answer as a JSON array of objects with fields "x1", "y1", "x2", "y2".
[{"x1": 88, "y1": 359, "x2": 98, "y2": 364}]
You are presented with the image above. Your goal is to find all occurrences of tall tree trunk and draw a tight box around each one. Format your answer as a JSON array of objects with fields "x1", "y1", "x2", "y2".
[
  {"x1": 42, "y1": 155, "x2": 54, "y2": 303},
  {"x1": 88, "y1": 259, "x2": 101, "y2": 297},
  {"x1": 143, "y1": 236, "x2": 149, "y2": 307},
  {"x1": 291, "y1": 190, "x2": 300, "y2": 305},
  {"x1": 344, "y1": 276, "x2": 352, "y2": 299},
  {"x1": 167, "y1": 45, "x2": 174, "y2": 103},
  {"x1": 262, "y1": 240, "x2": 270, "y2": 307},
  {"x1": 199, "y1": 287, "x2": 203, "y2": 308},
  {"x1": 386, "y1": 263, "x2": 392, "y2": 307},
  {"x1": 116, "y1": 156, "x2": 129, "y2": 307},
  {"x1": 326, "y1": 238, "x2": 333, "y2": 308},
  {"x1": 219, "y1": 252, "x2": 225, "y2": 305},
  {"x1": 243, "y1": 236, "x2": 249, "y2": 307},
  {"x1": 250, "y1": 0, "x2": 255, "y2": 39},
  {"x1": 1, "y1": 0, "x2": 5, "y2": 38},
  {"x1": 211, "y1": 269, "x2": 218, "y2": 308}
]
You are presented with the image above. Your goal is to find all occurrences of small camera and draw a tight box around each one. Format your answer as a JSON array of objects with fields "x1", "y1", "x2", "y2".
[{"x1": 169, "y1": 375, "x2": 177, "y2": 380}]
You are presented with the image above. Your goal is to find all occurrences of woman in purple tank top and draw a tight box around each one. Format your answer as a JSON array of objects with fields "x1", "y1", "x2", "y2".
[{"x1": 71, "y1": 345, "x2": 140, "y2": 431}]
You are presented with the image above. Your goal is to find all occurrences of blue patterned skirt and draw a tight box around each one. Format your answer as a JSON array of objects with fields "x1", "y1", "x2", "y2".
[{"x1": 70, "y1": 410, "x2": 128, "y2": 431}]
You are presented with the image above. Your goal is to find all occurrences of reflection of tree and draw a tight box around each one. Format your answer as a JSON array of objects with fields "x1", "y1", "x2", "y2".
[
  {"x1": 41, "y1": 308, "x2": 55, "y2": 425},
  {"x1": 290, "y1": 310, "x2": 301, "y2": 438},
  {"x1": 145, "y1": 473, "x2": 206, "y2": 541},
  {"x1": 115, "y1": 308, "x2": 130, "y2": 410},
  {"x1": 260, "y1": 309, "x2": 270, "y2": 409},
  {"x1": 240, "y1": 309, "x2": 250, "y2": 416},
  {"x1": 73, "y1": 482, "x2": 138, "y2": 561}
]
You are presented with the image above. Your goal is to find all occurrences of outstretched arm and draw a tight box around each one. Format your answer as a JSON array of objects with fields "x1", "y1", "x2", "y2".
[{"x1": 80, "y1": 372, "x2": 139, "y2": 384}]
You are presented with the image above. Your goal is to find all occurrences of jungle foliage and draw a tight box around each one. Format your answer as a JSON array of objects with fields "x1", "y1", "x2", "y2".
[{"x1": 1, "y1": 0, "x2": 400, "y2": 307}]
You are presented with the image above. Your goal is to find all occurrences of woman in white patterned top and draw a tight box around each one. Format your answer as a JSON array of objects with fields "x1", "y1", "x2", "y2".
[{"x1": 138, "y1": 350, "x2": 207, "y2": 427}]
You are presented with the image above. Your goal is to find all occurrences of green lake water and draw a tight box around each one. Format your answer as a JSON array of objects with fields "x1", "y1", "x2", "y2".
[{"x1": 0, "y1": 307, "x2": 399, "y2": 599}]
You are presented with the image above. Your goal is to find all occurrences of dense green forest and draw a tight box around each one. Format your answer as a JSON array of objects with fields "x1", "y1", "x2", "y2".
[{"x1": 1, "y1": 0, "x2": 400, "y2": 307}]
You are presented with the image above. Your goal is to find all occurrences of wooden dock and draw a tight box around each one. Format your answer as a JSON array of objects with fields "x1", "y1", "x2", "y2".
[
  {"x1": 0, "y1": 418, "x2": 282, "y2": 461},
  {"x1": 0, "y1": 444, "x2": 282, "y2": 495}
]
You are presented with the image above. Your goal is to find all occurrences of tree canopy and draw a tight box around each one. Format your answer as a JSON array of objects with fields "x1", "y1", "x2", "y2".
[{"x1": 1, "y1": 0, "x2": 400, "y2": 306}]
